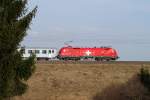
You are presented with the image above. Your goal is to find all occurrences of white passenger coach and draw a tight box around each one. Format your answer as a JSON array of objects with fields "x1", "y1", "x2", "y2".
[{"x1": 21, "y1": 47, "x2": 58, "y2": 60}]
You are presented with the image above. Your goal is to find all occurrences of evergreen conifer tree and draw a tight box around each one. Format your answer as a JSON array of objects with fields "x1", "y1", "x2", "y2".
[{"x1": 0, "y1": 0, "x2": 37, "y2": 99}]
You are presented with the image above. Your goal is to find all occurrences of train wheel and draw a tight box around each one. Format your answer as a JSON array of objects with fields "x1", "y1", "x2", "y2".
[
  {"x1": 95, "y1": 58, "x2": 102, "y2": 61},
  {"x1": 37, "y1": 58, "x2": 40, "y2": 61},
  {"x1": 45, "y1": 58, "x2": 49, "y2": 61},
  {"x1": 106, "y1": 59, "x2": 110, "y2": 61},
  {"x1": 75, "y1": 58, "x2": 80, "y2": 61}
]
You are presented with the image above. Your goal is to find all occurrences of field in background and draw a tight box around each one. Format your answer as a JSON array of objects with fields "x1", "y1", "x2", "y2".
[{"x1": 15, "y1": 62, "x2": 150, "y2": 100}]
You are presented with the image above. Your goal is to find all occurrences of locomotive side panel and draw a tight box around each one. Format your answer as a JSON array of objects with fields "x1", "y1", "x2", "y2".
[{"x1": 58, "y1": 47, "x2": 119, "y2": 61}]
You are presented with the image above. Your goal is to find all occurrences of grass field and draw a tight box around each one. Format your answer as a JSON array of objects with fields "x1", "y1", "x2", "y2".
[{"x1": 14, "y1": 62, "x2": 150, "y2": 100}]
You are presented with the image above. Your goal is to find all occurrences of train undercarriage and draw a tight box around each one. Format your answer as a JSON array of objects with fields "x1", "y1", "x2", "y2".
[{"x1": 57, "y1": 56, "x2": 118, "y2": 61}]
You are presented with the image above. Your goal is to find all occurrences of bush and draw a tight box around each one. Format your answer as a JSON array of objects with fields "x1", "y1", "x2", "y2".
[{"x1": 140, "y1": 67, "x2": 150, "y2": 92}]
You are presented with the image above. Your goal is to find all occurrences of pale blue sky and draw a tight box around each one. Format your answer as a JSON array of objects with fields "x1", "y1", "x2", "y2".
[{"x1": 22, "y1": 0, "x2": 150, "y2": 61}]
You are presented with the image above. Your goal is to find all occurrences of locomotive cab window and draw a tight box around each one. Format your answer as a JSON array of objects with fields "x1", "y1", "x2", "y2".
[{"x1": 42, "y1": 50, "x2": 47, "y2": 54}]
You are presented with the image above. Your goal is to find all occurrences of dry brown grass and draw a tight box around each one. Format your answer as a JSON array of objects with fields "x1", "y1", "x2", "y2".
[{"x1": 14, "y1": 63, "x2": 150, "y2": 100}]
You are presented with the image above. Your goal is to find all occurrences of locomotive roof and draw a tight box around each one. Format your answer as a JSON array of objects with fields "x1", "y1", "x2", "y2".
[{"x1": 63, "y1": 46, "x2": 112, "y2": 48}]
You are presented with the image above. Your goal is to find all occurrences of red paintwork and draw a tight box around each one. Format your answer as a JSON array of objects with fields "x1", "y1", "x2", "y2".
[{"x1": 58, "y1": 46, "x2": 119, "y2": 60}]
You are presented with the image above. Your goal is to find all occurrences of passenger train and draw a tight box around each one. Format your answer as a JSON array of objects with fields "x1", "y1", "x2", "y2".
[
  {"x1": 21, "y1": 47, "x2": 57, "y2": 60},
  {"x1": 21, "y1": 46, "x2": 119, "y2": 61}
]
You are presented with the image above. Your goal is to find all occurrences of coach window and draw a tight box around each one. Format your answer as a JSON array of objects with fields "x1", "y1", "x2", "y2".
[
  {"x1": 35, "y1": 50, "x2": 40, "y2": 54},
  {"x1": 42, "y1": 50, "x2": 47, "y2": 54},
  {"x1": 28, "y1": 50, "x2": 32, "y2": 54},
  {"x1": 52, "y1": 50, "x2": 54, "y2": 53},
  {"x1": 21, "y1": 49, "x2": 25, "y2": 54},
  {"x1": 49, "y1": 50, "x2": 51, "y2": 54}
]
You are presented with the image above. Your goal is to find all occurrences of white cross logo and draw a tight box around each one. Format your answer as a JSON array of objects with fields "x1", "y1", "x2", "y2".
[{"x1": 85, "y1": 50, "x2": 91, "y2": 56}]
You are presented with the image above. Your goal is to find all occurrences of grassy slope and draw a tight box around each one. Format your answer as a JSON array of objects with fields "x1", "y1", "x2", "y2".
[{"x1": 15, "y1": 63, "x2": 150, "y2": 100}]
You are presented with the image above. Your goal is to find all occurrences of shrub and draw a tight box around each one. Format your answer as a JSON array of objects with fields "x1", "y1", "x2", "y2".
[{"x1": 140, "y1": 67, "x2": 150, "y2": 92}]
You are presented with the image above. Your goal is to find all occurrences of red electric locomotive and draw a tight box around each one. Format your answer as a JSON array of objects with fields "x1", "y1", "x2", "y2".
[{"x1": 57, "y1": 46, "x2": 119, "y2": 61}]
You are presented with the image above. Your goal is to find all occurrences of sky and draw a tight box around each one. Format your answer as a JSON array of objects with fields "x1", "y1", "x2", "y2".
[{"x1": 22, "y1": 0, "x2": 150, "y2": 61}]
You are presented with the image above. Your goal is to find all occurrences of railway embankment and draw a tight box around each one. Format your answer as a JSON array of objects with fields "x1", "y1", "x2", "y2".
[{"x1": 14, "y1": 62, "x2": 150, "y2": 100}]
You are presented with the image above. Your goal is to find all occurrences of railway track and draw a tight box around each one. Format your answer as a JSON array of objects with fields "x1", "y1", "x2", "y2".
[{"x1": 36, "y1": 60, "x2": 150, "y2": 65}]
